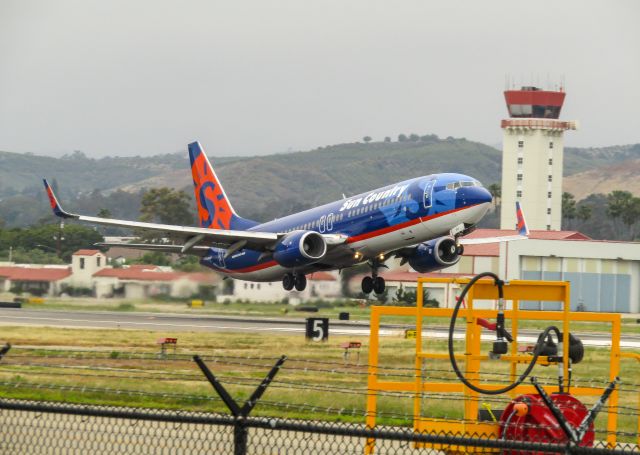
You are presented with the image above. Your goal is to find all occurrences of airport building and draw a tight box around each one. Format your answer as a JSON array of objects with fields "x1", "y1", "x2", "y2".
[
  {"x1": 0, "y1": 250, "x2": 219, "y2": 299},
  {"x1": 500, "y1": 86, "x2": 577, "y2": 230},
  {"x1": 232, "y1": 271, "x2": 341, "y2": 303},
  {"x1": 438, "y1": 229, "x2": 640, "y2": 313}
]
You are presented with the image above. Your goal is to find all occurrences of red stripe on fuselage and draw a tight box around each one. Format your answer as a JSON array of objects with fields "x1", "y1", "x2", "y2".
[
  {"x1": 346, "y1": 205, "x2": 471, "y2": 244},
  {"x1": 217, "y1": 260, "x2": 278, "y2": 274}
]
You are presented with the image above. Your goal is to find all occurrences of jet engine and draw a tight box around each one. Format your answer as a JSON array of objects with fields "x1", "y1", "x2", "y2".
[
  {"x1": 407, "y1": 237, "x2": 461, "y2": 273},
  {"x1": 273, "y1": 230, "x2": 327, "y2": 268}
]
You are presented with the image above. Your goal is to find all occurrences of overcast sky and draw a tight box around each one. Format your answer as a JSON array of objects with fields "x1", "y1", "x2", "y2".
[{"x1": 1, "y1": 1, "x2": 638, "y2": 158}]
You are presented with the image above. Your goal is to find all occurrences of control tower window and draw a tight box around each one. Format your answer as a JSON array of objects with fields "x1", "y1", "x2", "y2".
[
  {"x1": 548, "y1": 192, "x2": 552, "y2": 198},
  {"x1": 517, "y1": 157, "x2": 523, "y2": 164},
  {"x1": 547, "y1": 208, "x2": 551, "y2": 215},
  {"x1": 548, "y1": 158, "x2": 553, "y2": 165},
  {"x1": 548, "y1": 175, "x2": 552, "y2": 182},
  {"x1": 549, "y1": 142, "x2": 554, "y2": 149},
  {"x1": 518, "y1": 140, "x2": 524, "y2": 148},
  {"x1": 517, "y1": 174, "x2": 523, "y2": 181},
  {"x1": 516, "y1": 190, "x2": 522, "y2": 198}
]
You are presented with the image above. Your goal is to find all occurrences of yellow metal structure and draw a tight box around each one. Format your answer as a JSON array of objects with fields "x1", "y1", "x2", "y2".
[
  {"x1": 365, "y1": 278, "x2": 625, "y2": 454},
  {"x1": 620, "y1": 352, "x2": 640, "y2": 446}
]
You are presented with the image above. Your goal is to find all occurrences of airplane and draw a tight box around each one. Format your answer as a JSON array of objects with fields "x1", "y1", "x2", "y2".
[{"x1": 43, "y1": 141, "x2": 528, "y2": 295}]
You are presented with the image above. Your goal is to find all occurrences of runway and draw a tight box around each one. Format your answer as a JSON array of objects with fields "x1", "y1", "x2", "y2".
[{"x1": 0, "y1": 308, "x2": 638, "y2": 348}]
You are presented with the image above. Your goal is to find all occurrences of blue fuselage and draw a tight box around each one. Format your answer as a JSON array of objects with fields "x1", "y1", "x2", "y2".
[{"x1": 200, "y1": 173, "x2": 492, "y2": 281}]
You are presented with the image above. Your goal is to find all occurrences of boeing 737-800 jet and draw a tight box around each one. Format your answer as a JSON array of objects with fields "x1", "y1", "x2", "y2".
[{"x1": 44, "y1": 142, "x2": 528, "y2": 294}]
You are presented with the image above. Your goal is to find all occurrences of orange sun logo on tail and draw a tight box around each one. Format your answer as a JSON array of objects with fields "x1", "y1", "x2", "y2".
[{"x1": 189, "y1": 142, "x2": 235, "y2": 230}]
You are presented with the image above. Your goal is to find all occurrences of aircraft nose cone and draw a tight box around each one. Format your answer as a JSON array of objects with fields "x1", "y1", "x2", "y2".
[{"x1": 456, "y1": 186, "x2": 492, "y2": 207}]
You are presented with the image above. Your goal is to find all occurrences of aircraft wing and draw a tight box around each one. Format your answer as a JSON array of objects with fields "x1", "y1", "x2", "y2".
[{"x1": 43, "y1": 179, "x2": 279, "y2": 252}]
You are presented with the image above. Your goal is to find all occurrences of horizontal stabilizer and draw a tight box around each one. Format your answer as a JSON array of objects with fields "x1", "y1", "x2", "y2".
[{"x1": 459, "y1": 202, "x2": 529, "y2": 245}]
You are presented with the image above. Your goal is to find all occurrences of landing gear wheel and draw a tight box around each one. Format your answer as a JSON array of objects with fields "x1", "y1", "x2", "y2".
[
  {"x1": 282, "y1": 274, "x2": 294, "y2": 291},
  {"x1": 294, "y1": 274, "x2": 307, "y2": 292},
  {"x1": 373, "y1": 276, "x2": 386, "y2": 294},
  {"x1": 361, "y1": 276, "x2": 373, "y2": 294}
]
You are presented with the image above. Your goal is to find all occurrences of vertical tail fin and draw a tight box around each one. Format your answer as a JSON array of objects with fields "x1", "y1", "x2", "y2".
[
  {"x1": 515, "y1": 201, "x2": 529, "y2": 236},
  {"x1": 188, "y1": 141, "x2": 257, "y2": 230}
]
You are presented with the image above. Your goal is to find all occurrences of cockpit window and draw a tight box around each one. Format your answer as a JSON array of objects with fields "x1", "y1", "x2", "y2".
[{"x1": 447, "y1": 180, "x2": 481, "y2": 190}]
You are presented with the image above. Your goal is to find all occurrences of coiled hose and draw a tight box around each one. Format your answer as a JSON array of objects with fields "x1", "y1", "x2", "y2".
[{"x1": 447, "y1": 272, "x2": 561, "y2": 395}]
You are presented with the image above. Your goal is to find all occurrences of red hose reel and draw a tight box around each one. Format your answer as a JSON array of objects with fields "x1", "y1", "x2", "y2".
[{"x1": 500, "y1": 393, "x2": 594, "y2": 453}]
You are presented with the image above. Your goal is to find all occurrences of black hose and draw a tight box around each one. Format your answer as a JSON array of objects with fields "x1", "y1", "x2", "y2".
[{"x1": 448, "y1": 272, "x2": 562, "y2": 395}]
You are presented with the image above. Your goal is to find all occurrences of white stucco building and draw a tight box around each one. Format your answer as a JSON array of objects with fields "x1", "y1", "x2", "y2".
[{"x1": 232, "y1": 271, "x2": 341, "y2": 303}]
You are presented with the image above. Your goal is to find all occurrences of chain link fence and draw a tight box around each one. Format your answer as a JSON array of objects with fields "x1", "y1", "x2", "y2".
[{"x1": 0, "y1": 398, "x2": 637, "y2": 454}]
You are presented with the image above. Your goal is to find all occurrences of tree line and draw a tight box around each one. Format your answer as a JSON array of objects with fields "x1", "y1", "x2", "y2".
[{"x1": 486, "y1": 183, "x2": 640, "y2": 241}]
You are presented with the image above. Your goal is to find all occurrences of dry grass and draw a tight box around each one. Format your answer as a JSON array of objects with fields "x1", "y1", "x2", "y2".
[{"x1": 0, "y1": 324, "x2": 638, "y2": 441}]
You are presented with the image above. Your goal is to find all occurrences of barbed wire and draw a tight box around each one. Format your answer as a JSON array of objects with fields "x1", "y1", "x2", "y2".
[
  {"x1": 2, "y1": 359, "x2": 601, "y2": 393},
  {"x1": 1, "y1": 370, "x2": 639, "y2": 421},
  {"x1": 7, "y1": 347, "x2": 636, "y2": 387},
  {"x1": 2, "y1": 351, "x2": 636, "y2": 393}
]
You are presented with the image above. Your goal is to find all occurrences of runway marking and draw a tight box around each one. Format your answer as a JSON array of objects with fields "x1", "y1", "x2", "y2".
[{"x1": 0, "y1": 314, "x2": 636, "y2": 347}]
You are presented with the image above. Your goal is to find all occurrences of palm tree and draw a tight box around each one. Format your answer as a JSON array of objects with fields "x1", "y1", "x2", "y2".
[
  {"x1": 487, "y1": 183, "x2": 501, "y2": 208},
  {"x1": 607, "y1": 191, "x2": 637, "y2": 239},
  {"x1": 562, "y1": 192, "x2": 577, "y2": 229}
]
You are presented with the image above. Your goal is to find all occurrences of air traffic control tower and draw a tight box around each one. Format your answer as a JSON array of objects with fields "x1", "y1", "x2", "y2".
[{"x1": 500, "y1": 86, "x2": 577, "y2": 230}]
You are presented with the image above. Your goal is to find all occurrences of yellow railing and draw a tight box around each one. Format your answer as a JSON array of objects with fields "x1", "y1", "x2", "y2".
[
  {"x1": 620, "y1": 352, "x2": 640, "y2": 446},
  {"x1": 365, "y1": 278, "x2": 624, "y2": 454}
]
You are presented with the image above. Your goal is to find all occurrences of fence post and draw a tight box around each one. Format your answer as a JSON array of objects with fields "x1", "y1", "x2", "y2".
[{"x1": 194, "y1": 355, "x2": 287, "y2": 455}]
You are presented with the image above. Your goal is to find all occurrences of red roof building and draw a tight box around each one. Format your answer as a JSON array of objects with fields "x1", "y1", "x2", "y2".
[
  {"x1": 0, "y1": 266, "x2": 72, "y2": 295},
  {"x1": 72, "y1": 249, "x2": 101, "y2": 256},
  {"x1": 0, "y1": 266, "x2": 71, "y2": 282}
]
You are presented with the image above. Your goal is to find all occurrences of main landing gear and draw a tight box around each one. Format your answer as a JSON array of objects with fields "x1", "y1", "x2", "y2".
[
  {"x1": 361, "y1": 275, "x2": 385, "y2": 295},
  {"x1": 282, "y1": 273, "x2": 307, "y2": 291},
  {"x1": 361, "y1": 259, "x2": 386, "y2": 295}
]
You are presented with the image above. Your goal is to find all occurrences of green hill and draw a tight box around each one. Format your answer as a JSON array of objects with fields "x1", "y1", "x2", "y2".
[{"x1": 1, "y1": 137, "x2": 638, "y2": 227}]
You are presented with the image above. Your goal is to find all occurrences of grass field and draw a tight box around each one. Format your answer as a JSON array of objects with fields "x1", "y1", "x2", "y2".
[{"x1": 0, "y1": 323, "x2": 638, "y2": 443}]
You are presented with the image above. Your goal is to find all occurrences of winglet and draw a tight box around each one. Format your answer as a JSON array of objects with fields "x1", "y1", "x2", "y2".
[
  {"x1": 515, "y1": 201, "x2": 529, "y2": 236},
  {"x1": 43, "y1": 179, "x2": 74, "y2": 219}
]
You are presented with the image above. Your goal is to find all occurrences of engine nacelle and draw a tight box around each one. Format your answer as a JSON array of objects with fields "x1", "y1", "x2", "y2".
[
  {"x1": 273, "y1": 230, "x2": 327, "y2": 268},
  {"x1": 407, "y1": 237, "x2": 461, "y2": 273}
]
